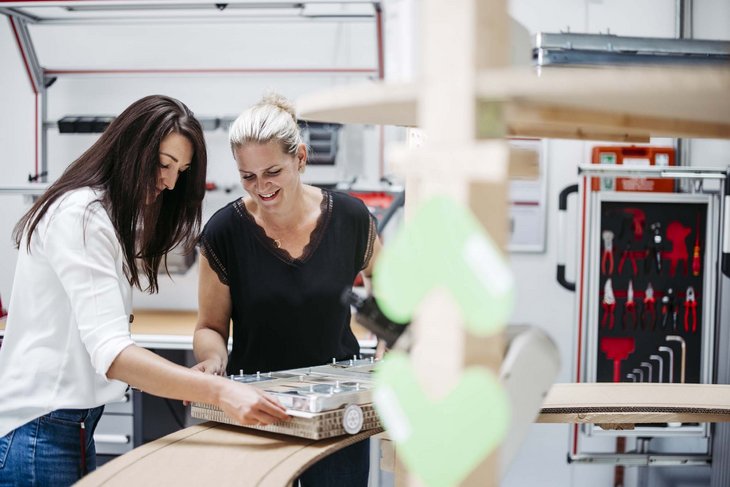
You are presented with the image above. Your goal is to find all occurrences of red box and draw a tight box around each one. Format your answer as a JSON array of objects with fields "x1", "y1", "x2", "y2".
[{"x1": 591, "y1": 146, "x2": 676, "y2": 192}]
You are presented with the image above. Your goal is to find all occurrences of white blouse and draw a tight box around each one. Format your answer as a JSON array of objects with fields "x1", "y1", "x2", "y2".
[{"x1": 0, "y1": 187, "x2": 135, "y2": 437}]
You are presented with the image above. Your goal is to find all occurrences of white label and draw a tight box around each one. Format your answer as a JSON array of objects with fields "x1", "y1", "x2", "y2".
[
  {"x1": 623, "y1": 157, "x2": 651, "y2": 166},
  {"x1": 655, "y1": 153, "x2": 670, "y2": 167}
]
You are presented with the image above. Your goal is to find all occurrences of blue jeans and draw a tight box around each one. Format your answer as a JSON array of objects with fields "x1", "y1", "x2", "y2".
[
  {"x1": 298, "y1": 439, "x2": 370, "y2": 487},
  {"x1": 0, "y1": 406, "x2": 104, "y2": 487}
]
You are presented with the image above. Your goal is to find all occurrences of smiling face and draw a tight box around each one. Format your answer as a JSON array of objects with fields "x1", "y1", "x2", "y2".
[
  {"x1": 234, "y1": 140, "x2": 305, "y2": 211},
  {"x1": 153, "y1": 132, "x2": 193, "y2": 202}
]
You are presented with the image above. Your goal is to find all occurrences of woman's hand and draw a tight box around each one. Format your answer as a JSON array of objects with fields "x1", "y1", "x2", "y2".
[
  {"x1": 183, "y1": 357, "x2": 227, "y2": 406},
  {"x1": 218, "y1": 380, "x2": 290, "y2": 425},
  {"x1": 192, "y1": 357, "x2": 227, "y2": 376}
]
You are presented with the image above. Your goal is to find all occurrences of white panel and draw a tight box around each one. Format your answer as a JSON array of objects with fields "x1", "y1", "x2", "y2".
[
  {"x1": 509, "y1": 0, "x2": 588, "y2": 35},
  {"x1": 585, "y1": 0, "x2": 675, "y2": 37},
  {"x1": 692, "y1": 0, "x2": 730, "y2": 40},
  {"x1": 28, "y1": 22, "x2": 376, "y2": 69}
]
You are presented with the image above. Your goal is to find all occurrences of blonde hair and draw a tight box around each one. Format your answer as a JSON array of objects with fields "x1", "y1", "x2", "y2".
[{"x1": 229, "y1": 93, "x2": 305, "y2": 157}]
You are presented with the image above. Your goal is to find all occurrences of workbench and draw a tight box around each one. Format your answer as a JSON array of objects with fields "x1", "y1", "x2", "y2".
[{"x1": 0, "y1": 309, "x2": 378, "y2": 351}]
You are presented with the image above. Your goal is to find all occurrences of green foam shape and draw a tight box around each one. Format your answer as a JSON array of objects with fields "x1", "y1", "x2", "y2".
[
  {"x1": 373, "y1": 195, "x2": 514, "y2": 336},
  {"x1": 374, "y1": 352, "x2": 510, "y2": 487}
]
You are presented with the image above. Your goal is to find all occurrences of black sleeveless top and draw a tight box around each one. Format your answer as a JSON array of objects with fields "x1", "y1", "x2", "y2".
[{"x1": 199, "y1": 189, "x2": 377, "y2": 374}]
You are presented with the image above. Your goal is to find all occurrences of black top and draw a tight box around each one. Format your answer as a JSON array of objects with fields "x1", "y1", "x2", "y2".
[{"x1": 200, "y1": 189, "x2": 376, "y2": 374}]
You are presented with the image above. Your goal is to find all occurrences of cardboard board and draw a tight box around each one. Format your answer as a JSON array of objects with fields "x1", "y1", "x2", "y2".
[
  {"x1": 77, "y1": 422, "x2": 381, "y2": 487},
  {"x1": 538, "y1": 383, "x2": 730, "y2": 426}
]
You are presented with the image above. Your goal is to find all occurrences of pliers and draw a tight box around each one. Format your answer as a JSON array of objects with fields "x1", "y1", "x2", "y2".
[
  {"x1": 684, "y1": 286, "x2": 697, "y2": 333},
  {"x1": 623, "y1": 280, "x2": 638, "y2": 330},
  {"x1": 661, "y1": 287, "x2": 678, "y2": 331},
  {"x1": 601, "y1": 230, "x2": 615, "y2": 275},
  {"x1": 641, "y1": 282, "x2": 656, "y2": 331},
  {"x1": 618, "y1": 242, "x2": 638, "y2": 275},
  {"x1": 601, "y1": 278, "x2": 616, "y2": 330}
]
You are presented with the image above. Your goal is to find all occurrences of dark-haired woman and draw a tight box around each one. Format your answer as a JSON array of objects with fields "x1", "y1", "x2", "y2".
[{"x1": 0, "y1": 95, "x2": 288, "y2": 486}]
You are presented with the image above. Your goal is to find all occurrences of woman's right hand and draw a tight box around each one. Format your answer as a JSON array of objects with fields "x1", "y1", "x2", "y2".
[{"x1": 218, "y1": 380, "x2": 290, "y2": 425}]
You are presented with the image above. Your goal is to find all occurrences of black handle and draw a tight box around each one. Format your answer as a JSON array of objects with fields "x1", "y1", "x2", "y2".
[
  {"x1": 557, "y1": 265, "x2": 575, "y2": 292},
  {"x1": 556, "y1": 184, "x2": 579, "y2": 291},
  {"x1": 558, "y1": 184, "x2": 578, "y2": 211}
]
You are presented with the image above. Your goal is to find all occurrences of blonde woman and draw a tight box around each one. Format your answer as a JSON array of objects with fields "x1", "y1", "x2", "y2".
[{"x1": 194, "y1": 93, "x2": 380, "y2": 486}]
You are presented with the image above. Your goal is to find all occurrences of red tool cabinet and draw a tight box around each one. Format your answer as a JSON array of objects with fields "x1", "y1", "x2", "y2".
[{"x1": 557, "y1": 161, "x2": 730, "y2": 464}]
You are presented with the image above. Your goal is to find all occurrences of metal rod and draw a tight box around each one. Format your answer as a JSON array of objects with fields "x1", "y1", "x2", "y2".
[
  {"x1": 659, "y1": 346, "x2": 675, "y2": 384},
  {"x1": 633, "y1": 368, "x2": 644, "y2": 382},
  {"x1": 568, "y1": 453, "x2": 711, "y2": 466},
  {"x1": 650, "y1": 355, "x2": 664, "y2": 383},
  {"x1": 578, "y1": 165, "x2": 727, "y2": 180},
  {"x1": 641, "y1": 362, "x2": 653, "y2": 383},
  {"x1": 666, "y1": 336, "x2": 687, "y2": 384}
]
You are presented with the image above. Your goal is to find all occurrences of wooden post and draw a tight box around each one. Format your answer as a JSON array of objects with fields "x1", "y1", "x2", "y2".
[{"x1": 397, "y1": 0, "x2": 511, "y2": 486}]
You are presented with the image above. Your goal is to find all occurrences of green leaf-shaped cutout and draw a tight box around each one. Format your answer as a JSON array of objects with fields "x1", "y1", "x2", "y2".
[
  {"x1": 373, "y1": 195, "x2": 513, "y2": 336},
  {"x1": 374, "y1": 352, "x2": 510, "y2": 487}
]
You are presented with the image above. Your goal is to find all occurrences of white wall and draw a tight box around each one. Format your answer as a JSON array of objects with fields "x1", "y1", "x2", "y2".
[{"x1": 0, "y1": 20, "x2": 36, "y2": 312}]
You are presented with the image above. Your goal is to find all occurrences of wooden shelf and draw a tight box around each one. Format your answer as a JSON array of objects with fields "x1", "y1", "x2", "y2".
[
  {"x1": 298, "y1": 81, "x2": 417, "y2": 127},
  {"x1": 297, "y1": 66, "x2": 730, "y2": 140}
]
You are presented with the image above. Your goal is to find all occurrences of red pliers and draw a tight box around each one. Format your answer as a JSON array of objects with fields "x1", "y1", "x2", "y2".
[
  {"x1": 684, "y1": 286, "x2": 697, "y2": 333},
  {"x1": 641, "y1": 282, "x2": 656, "y2": 331},
  {"x1": 618, "y1": 242, "x2": 638, "y2": 275},
  {"x1": 601, "y1": 230, "x2": 615, "y2": 275},
  {"x1": 623, "y1": 280, "x2": 638, "y2": 330},
  {"x1": 601, "y1": 278, "x2": 616, "y2": 329}
]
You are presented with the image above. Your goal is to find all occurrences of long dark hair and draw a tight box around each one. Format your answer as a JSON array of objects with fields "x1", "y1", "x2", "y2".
[{"x1": 13, "y1": 95, "x2": 207, "y2": 293}]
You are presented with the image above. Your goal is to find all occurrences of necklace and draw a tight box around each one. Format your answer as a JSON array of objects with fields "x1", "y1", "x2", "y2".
[{"x1": 273, "y1": 239, "x2": 282, "y2": 248}]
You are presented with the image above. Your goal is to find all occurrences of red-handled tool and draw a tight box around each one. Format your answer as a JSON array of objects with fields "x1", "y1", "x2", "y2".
[
  {"x1": 623, "y1": 280, "x2": 638, "y2": 330},
  {"x1": 684, "y1": 286, "x2": 697, "y2": 333},
  {"x1": 600, "y1": 337, "x2": 636, "y2": 383},
  {"x1": 692, "y1": 214, "x2": 701, "y2": 277},
  {"x1": 641, "y1": 283, "x2": 656, "y2": 331},
  {"x1": 618, "y1": 242, "x2": 638, "y2": 276},
  {"x1": 602, "y1": 279, "x2": 616, "y2": 330},
  {"x1": 602, "y1": 230, "x2": 615, "y2": 275}
]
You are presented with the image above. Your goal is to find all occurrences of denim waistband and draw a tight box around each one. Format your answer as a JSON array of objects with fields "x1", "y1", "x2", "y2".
[{"x1": 45, "y1": 406, "x2": 105, "y2": 425}]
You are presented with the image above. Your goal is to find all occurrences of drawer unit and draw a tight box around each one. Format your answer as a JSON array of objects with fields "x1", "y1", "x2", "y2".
[
  {"x1": 94, "y1": 412, "x2": 134, "y2": 456},
  {"x1": 104, "y1": 390, "x2": 133, "y2": 414}
]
